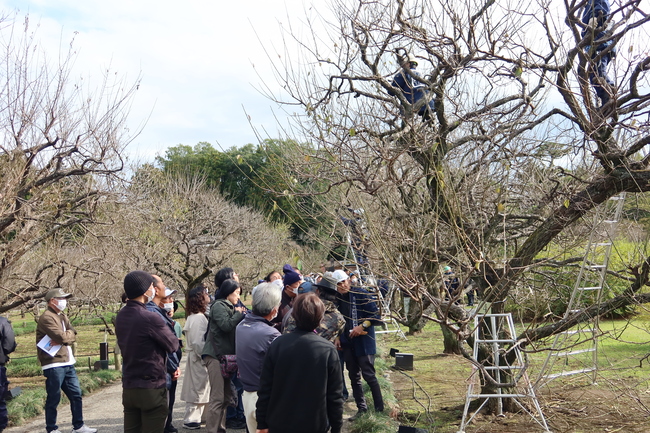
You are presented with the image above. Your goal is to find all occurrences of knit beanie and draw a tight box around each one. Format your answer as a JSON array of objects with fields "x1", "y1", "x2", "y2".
[
  {"x1": 124, "y1": 271, "x2": 154, "y2": 300},
  {"x1": 283, "y1": 270, "x2": 301, "y2": 287}
]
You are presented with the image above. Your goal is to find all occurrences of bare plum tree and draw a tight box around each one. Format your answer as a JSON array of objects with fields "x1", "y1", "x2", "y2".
[
  {"x1": 257, "y1": 0, "x2": 650, "y2": 412},
  {"x1": 0, "y1": 14, "x2": 140, "y2": 313}
]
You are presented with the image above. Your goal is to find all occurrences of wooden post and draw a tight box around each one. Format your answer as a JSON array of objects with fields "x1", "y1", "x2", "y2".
[{"x1": 114, "y1": 344, "x2": 122, "y2": 371}]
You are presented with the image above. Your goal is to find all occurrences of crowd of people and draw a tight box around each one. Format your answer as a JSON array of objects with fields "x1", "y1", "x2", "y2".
[{"x1": 113, "y1": 263, "x2": 385, "y2": 433}]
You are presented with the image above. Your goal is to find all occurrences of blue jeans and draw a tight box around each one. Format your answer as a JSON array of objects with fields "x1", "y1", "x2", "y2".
[
  {"x1": 0, "y1": 366, "x2": 8, "y2": 430},
  {"x1": 43, "y1": 365, "x2": 84, "y2": 432}
]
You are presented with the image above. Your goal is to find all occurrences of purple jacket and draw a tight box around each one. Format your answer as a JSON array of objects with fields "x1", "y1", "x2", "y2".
[
  {"x1": 235, "y1": 313, "x2": 280, "y2": 392},
  {"x1": 116, "y1": 300, "x2": 179, "y2": 389}
]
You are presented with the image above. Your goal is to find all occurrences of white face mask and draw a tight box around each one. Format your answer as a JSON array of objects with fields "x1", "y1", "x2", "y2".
[
  {"x1": 272, "y1": 279, "x2": 283, "y2": 288},
  {"x1": 57, "y1": 299, "x2": 67, "y2": 311},
  {"x1": 163, "y1": 302, "x2": 174, "y2": 312},
  {"x1": 145, "y1": 287, "x2": 155, "y2": 303}
]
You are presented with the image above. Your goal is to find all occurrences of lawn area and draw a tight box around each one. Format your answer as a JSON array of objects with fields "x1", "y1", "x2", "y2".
[{"x1": 381, "y1": 311, "x2": 650, "y2": 433}]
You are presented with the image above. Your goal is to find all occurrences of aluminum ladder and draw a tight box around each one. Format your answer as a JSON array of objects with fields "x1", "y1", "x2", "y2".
[
  {"x1": 458, "y1": 313, "x2": 550, "y2": 432},
  {"x1": 536, "y1": 193, "x2": 626, "y2": 386},
  {"x1": 343, "y1": 232, "x2": 407, "y2": 340}
]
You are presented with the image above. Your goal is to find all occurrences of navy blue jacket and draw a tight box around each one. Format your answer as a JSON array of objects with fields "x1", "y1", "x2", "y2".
[
  {"x1": 337, "y1": 287, "x2": 382, "y2": 357},
  {"x1": 581, "y1": 0, "x2": 614, "y2": 53},
  {"x1": 0, "y1": 317, "x2": 16, "y2": 365},
  {"x1": 390, "y1": 68, "x2": 435, "y2": 115},
  {"x1": 146, "y1": 301, "x2": 181, "y2": 382}
]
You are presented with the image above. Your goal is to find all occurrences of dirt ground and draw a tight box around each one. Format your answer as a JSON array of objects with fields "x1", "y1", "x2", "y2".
[{"x1": 389, "y1": 351, "x2": 650, "y2": 433}]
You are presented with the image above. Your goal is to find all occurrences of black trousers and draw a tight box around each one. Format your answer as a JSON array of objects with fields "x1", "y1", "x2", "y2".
[{"x1": 342, "y1": 346, "x2": 384, "y2": 412}]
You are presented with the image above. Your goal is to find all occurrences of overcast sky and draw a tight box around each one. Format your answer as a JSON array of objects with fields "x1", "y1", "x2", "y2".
[{"x1": 0, "y1": 0, "x2": 313, "y2": 160}]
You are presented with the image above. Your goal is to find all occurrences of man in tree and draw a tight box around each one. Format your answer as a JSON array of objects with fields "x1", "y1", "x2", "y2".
[
  {"x1": 333, "y1": 270, "x2": 384, "y2": 420},
  {"x1": 36, "y1": 289, "x2": 97, "y2": 433},
  {"x1": 0, "y1": 314, "x2": 16, "y2": 433},
  {"x1": 390, "y1": 52, "x2": 436, "y2": 120},
  {"x1": 442, "y1": 266, "x2": 461, "y2": 304},
  {"x1": 582, "y1": 0, "x2": 616, "y2": 107},
  {"x1": 340, "y1": 208, "x2": 369, "y2": 269}
]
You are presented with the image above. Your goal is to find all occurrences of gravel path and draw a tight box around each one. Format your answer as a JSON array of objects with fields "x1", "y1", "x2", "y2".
[{"x1": 5, "y1": 360, "x2": 355, "y2": 433}]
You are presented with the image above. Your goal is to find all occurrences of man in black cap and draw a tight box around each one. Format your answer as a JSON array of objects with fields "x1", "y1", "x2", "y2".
[
  {"x1": 116, "y1": 271, "x2": 179, "y2": 433},
  {"x1": 36, "y1": 288, "x2": 97, "y2": 433}
]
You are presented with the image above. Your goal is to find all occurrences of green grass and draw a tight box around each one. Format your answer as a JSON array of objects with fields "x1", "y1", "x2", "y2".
[
  {"x1": 376, "y1": 315, "x2": 650, "y2": 433},
  {"x1": 7, "y1": 387, "x2": 48, "y2": 426},
  {"x1": 348, "y1": 348, "x2": 399, "y2": 433}
]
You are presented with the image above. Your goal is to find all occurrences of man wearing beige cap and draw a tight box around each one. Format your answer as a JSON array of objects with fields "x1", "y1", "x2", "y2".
[{"x1": 36, "y1": 288, "x2": 97, "y2": 433}]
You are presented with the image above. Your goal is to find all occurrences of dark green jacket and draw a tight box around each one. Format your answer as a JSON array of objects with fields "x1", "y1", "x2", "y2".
[{"x1": 201, "y1": 299, "x2": 244, "y2": 359}]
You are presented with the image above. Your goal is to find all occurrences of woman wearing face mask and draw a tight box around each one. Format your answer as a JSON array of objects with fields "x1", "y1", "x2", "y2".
[
  {"x1": 201, "y1": 279, "x2": 246, "y2": 433},
  {"x1": 270, "y1": 270, "x2": 301, "y2": 332}
]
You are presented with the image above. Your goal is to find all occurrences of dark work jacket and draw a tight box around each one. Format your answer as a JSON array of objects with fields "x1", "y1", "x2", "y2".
[
  {"x1": 0, "y1": 316, "x2": 17, "y2": 365},
  {"x1": 337, "y1": 287, "x2": 381, "y2": 357},
  {"x1": 201, "y1": 299, "x2": 244, "y2": 359},
  {"x1": 390, "y1": 68, "x2": 435, "y2": 115},
  {"x1": 256, "y1": 330, "x2": 344, "y2": 433},
  {"x1": 116, "y1": 300, "x2": 179, "y2": 389},
  {"x1": 146, "y1": 301, "x2": 181, "y2": 377},
  {"x1": 581, "y1": 0, "x2": 615, "y2": 53},
  {"x1": 235, "y1": 313, "x2": 280, "y2": 392}
]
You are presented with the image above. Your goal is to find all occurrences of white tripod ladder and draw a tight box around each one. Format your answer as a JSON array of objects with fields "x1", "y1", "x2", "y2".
[
  {"x1": 536, "y1": 193, "x2": 626, "y2": 386},
  {"x1": 458, "y1": 313, "x2": 550, "y2": 433}
]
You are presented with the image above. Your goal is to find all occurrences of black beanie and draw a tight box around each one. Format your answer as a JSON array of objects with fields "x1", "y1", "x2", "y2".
[{"x1": 124, "y1": 271, "x2": 154, "y2": 300}]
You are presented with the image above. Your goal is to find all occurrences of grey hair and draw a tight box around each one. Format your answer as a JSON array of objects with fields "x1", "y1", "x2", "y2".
[{"x1": 252, "y1": 283, "x2": 282, "y2": 316}]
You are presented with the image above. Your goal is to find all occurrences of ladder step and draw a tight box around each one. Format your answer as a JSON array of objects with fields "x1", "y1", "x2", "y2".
[
  {"x1": 603, "y1": 220, "x2": 617, "y2": 224},
  {"x1": 595, "y1": 243, "x2": 611, "y2": 247},
  {"x1": 475, "y1": 339, "x2": 517, "y2": 343},
  {"x1": 577, "y1": 286, "x2": 601, "y2": 291},
  {"x1": 559, "y1": 329, "x2": 595, "y2": 335},
  {"x1": 481, "y1": 365, "x2": 525, "y2": 370},
  {"x1": 468, "y1": 393, "x2": 536, "y2": 398},
  {"x1": 550, "y1": 348, "x2": 596, "y2": 357},
  {"x1": 546, "y1": 368, "x2": 596, "y2": 379},
  {"x1": 588, "y1": 264, "x2": 606, "y2": 269}
]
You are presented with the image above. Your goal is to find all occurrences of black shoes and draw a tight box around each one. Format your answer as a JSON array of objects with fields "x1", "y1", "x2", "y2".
[
  {"x1": 182, "y1": 423, "x2": 200, "y2": 430},
  {"x1": 164, "y1": 425, "x2": 178, "y2": 433},
  {"x1": 225, "y1": 418, "x2": 247, "y2": 429},
  {"x1": 348, "y1": 410, "x2": 368, "y2": 421}
]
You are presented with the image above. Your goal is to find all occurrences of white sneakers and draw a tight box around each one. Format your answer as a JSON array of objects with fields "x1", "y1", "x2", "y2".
[{"x1": 72, "y1": 426, "x2": 97, "y2": 433}]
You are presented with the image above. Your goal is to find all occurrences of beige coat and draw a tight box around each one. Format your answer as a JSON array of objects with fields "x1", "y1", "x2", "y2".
[
  {"x1": 180, "y1": 313, "x2": 210, "y2": 404},
  {"x1": 36, "y1": 307, "x2": 77, "y2": 367}
]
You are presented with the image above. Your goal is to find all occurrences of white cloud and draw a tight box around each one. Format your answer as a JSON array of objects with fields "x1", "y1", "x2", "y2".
[{"x1": 0, "y1": 0, "x2": 309, "y2": 159}]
